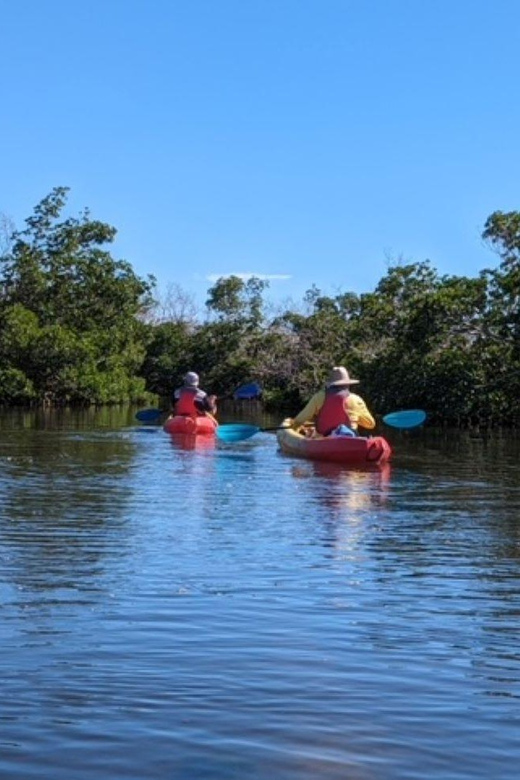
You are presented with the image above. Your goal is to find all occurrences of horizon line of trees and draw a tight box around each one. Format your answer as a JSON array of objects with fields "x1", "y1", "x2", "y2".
[{"x1": 1, "y1": 187, "x2": 520, "y2": 427}]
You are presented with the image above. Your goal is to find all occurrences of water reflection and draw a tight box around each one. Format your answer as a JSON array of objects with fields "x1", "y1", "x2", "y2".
[
  {"x1": 0, "y1": 427, "x2": 141, "y2": 607},
  {"x1": 284, "y1": 460, "x2": 392, "y2": 565},
  {"x1": 290, "y1": 461, "x2": 391, "y2": 516},
  {"x1": 168, "y1": 433, "x2": 217, "y2": 452},
  {"x1": 1, "y1": 412, "x2": 520, "y2": 780},
  {"x1": 0, "y1": 405, "x2": 140, "y2": 431}
]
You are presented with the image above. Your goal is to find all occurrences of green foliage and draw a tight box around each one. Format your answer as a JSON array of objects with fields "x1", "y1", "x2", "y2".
[
  {"x1": 0, "y1": 187, "x2": 155, "y2": 405},
  {"x1": 0, "y1": 367, "x2": 36, "y2": 403},
  {"x1": 482, "y1": 211, "x2": 520, "y2": 360},
  {"x1": 138, "y1": 239, "x2": 520, "y2": 427},
  {"x1": 483, "y1": 211, "x2": 520, "y2": 264},
  {"x1": 206, "y1": 275, "x2": 268, "y2": 327},
  {"x1": 3, "y1": 190, "x2": 520, "y2": 427},
  {"x1": 139, "y1": 321, "x2": 195, "y2": 398}
]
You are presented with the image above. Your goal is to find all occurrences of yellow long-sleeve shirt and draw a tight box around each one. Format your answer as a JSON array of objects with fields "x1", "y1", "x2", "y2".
[{"x1": 292, "y1": 390, "x2": 376, "y2": 431}]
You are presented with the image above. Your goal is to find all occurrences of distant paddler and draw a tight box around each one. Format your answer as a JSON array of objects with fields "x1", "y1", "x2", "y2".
[{"x1": 172, "y1": 371, "x2": 217, "y2": 419}]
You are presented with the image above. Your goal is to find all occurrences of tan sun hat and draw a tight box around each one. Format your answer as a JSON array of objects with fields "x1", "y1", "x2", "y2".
[{"x1": 326, "y1": 366, "x2": 360, "y2": 387}]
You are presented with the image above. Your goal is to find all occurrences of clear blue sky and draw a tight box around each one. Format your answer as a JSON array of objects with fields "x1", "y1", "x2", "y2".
[{"x1": 2, "y1": 0, "x2": 519, "y2": 310}]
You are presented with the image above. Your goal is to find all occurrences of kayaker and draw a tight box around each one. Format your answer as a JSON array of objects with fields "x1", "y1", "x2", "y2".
[
  {"x1": 173, "y1": 372, "x2": 217, "y2": 417},
  {"x1": 291, "y1": 366, "x2": 375, "y2": 436}
]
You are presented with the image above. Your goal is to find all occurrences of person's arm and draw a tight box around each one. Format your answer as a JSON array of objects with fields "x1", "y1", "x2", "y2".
[
  {"x1": 292, "y1": 389, "x2": 325, "y2": 427},
  {"x1": 206, "y1": 394, "x2": 217, "y2": 414},
  {"x1": 346, "y1": 393, "x2": 376, "y2": 430},
  {"x1": 194, "y1": 390, "x2": 217, "y2": 414}
]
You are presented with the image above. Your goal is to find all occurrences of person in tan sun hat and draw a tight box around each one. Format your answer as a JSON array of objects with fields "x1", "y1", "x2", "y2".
[{"x1": 291, "y1": 366, "x2": 375, "y2": 436}]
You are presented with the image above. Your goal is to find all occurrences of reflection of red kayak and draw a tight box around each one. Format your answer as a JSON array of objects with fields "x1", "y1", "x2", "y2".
[
  {"x1": 163, "y1": 415, "x2": 218, "y2": 436},
  {"x1": 276, "y1": 419, "x2": 391, "y2": 465},
  {"x1": 168, "y1": 433, "x2": 216, "y2": 451}
]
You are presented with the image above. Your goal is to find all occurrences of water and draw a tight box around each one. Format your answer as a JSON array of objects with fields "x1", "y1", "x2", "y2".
[{"x1": 1, "y1": 409, "x2": 519, "y2": 779}]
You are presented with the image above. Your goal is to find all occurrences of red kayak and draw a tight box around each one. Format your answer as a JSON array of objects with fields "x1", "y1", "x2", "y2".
[
  {"x1": 276, "y1": 419, "x2": 391, "y2": 465},
  {"x1": 163, "y1": 415, "x2": 218, "y2": 436}
]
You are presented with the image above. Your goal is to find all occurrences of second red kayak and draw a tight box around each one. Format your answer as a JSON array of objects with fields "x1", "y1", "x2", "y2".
[{"x1": 276, "y1": 420, "x2": 392, "y2": 465}]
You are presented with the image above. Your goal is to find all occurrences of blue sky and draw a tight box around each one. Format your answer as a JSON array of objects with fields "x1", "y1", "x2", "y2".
[{"x1": 2, "y1": 0, "x2": 519, "y2": 311}]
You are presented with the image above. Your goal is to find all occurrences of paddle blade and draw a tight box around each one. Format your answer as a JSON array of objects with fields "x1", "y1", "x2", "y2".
[
  {"x1": 216, "y1": 424, "x2": 261, "y2": 442},
  {"x1": 382, "y1": 409, "x2": 427, "y2": 429},
  {"x1": 135, "y1": 408, "x2": 163, "y2": 423}
]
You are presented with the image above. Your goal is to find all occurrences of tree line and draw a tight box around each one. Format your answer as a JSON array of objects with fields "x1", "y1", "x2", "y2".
[{"x1": 1, "y1": 187, "x2": 519, "y2": 426}]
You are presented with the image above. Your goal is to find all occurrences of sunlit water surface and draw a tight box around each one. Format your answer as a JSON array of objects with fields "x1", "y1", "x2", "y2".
[{"x1": 1, "y1": 408, "x2": 519, "y2": 779}]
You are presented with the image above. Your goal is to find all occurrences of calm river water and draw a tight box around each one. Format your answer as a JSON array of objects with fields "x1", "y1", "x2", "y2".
[{"x1": 1, "y1": 407, "x2": 519, "y2": 779}]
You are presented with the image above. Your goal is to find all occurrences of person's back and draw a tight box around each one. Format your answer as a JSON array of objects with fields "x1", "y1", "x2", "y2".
[{"x1": 315, "y1": 385, "x2": 353, "y2": 435}]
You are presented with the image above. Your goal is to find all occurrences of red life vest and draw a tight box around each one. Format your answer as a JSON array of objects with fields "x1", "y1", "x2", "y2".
[
  {"x1": 316, "y1": 388, "x2": 352, "y2": 435},
  {"x1": 174, "y1": 388, "x2": 202, "y2": 417}
]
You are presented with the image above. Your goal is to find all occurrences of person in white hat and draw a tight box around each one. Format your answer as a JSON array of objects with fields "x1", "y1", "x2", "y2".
[
  {"x1": 172, "y1": 371, "x2": 217, "y2": 417},
  {"x1": 291, "y1": 366, "x2": 375, "y2": 436}
]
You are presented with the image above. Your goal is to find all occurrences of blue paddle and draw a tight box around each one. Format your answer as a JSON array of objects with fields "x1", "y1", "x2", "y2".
[
  {"x1": 216, "y1": 423, "x2": 285, "y2": 443},
  {"x1": 381, "y1": 409, "x2": 427, "y2": 429},
  {"x1": 217, "y1": 409, "x2": 427, "y2": 443}
]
